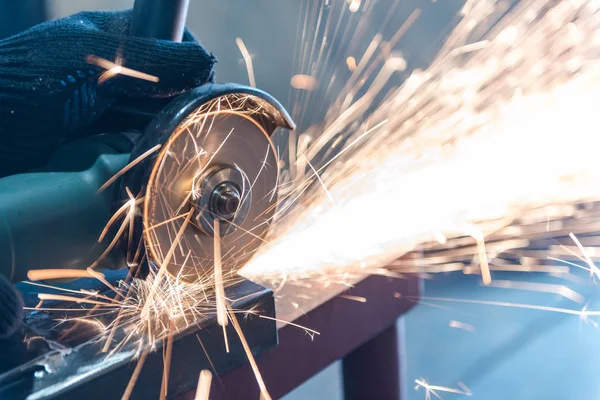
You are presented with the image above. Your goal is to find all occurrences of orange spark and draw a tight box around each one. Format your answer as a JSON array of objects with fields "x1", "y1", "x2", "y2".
[
  {"x1": 346, "y1": 56, "x2": 357, "y2": 72},
  {"x1": 27, "y1": 269, "x2": 103, "y2": 281},
  {"x1": 87, "y1": 55, "x2": 159, "y2": 84},
  {"x1": 236, "y1": 38, "x2": 256, "y2": 88},
  {"x1": 448, "y1": 320, "x2": 475, "y2": 332},
  {"x1": 194, "y1": 370, "x2": 213, "y2": 400},
  {"x1": 290, "y1": 74, "x2": 318, "y2": 91}
]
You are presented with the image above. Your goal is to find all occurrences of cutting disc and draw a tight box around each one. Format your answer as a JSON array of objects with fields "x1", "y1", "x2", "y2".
[{"x1": 143, "y1": 99, "x2": 278, "y2": 282}]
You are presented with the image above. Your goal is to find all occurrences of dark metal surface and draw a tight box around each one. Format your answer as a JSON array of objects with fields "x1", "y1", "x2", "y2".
[
  {"x1": 177, "y1": 275, "x2": 419, "y2": 400},
  {"x1": 130, "y1": 0, "x2": 190, "y2": 42},
  {"x1": 0, "y1": 277, "x2": 277, "y2": 400},
  {"x1": 343, "y1": 323, "x2": 400, "y2": 400}
]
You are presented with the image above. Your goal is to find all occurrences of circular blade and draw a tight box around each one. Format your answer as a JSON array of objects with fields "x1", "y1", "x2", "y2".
[{"x1": 143, "y1": 106, "x2": 278, "y2": 283}]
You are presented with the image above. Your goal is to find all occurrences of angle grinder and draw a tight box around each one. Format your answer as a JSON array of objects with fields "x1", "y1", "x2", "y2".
[{"x1": 0, "y1": 0, "x2": 295, "y2": 284}]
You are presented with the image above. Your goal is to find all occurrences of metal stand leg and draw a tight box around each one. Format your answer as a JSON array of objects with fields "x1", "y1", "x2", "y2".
[{"x1": 342, "y1": 323, "x2": 400, "y2": 400}]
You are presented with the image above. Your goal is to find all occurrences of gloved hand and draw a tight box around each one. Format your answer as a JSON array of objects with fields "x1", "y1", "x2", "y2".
[{"x1": 0, "y1": 10, "x2": 216, "y2": 176}]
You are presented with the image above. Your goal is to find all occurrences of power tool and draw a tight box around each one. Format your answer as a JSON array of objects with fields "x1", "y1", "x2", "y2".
[
  {"x1": 0, "y1": 1, "x2": 294, "y2": 398},
  {"x1": 0, "y1": 0, "x2": 295, "y2": 284}
]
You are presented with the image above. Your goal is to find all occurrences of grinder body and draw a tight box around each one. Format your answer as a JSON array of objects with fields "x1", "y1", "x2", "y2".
[
  {"x1": 0, "y1": 0, "x2": 294, "y2": 284},
  {"x1": 0, "y1": 84, "x2": 294, "y2": 283},
  {"x1": 0, "y1": 133, "x2": 134, "y2": 282}
]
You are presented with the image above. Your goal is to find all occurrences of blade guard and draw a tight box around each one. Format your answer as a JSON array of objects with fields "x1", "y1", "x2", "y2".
[
  {"x1": 123, "y1": 83, "x2": 295, "y2": 198},
  {"x1": 121, "y1": 83, "x2": 295, "y2": 277}
]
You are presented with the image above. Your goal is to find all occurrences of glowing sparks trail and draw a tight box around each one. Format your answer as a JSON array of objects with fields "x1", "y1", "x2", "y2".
[
  {"x1": 97, "y1": 144, "x2": 162, "y2": 193},
  {"x1": 236, "y1": 38, "x2": 256, "y2": 88},
  {"x1": 448, "y1": 320, "x2": 475, "y2": 333},
  {"x1": 347, "y1": 0, "x2": 361, "y2": 13},
  {"x1": 27, "y1": 268, "x2": 103, "y2": 281},
  {"x1": 414, "y1": 379, "x2": 472, "y2": 400},
  {"x1": 87, "y1": 55, "x2": 160, "y2": 84},
  {"x1": 160, "y1": 321, "x2": 175, "y2": 400},
  {"x1": 122, "y1": 350, "x2": 149, "y2": 400},
  {"x1": 487, "y1": 279, "x2": 585, "y2": 304},
  {"x1": 242, "y1": 0, "x2": 600, "y2": 289},
  {"x1": 410, "y1": 295, "x2": 600, "y2": 320},
  {"x1": 194, "y1": 370, "x2": 212, "y2": 400},
  {"x1": 213, "y1": 219, "x2": 230, "y2": 353},
  {"x1": 291, "y1": 74, "x2": 319, "y2": 91},
  {"x1": 227, "y1": 304, "x2": 272, "y2": 400},
  {"x1": 346, "y1": 56, "x2": 357, "y2": 71}
]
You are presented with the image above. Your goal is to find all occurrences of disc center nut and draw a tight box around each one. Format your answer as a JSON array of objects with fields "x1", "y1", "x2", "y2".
[
  {"x1": 212, "y1": 183, "x2": 241, "y2": 220},
  {"x1": 193, "y1": 165, "x2": 251, "y2": 237}
]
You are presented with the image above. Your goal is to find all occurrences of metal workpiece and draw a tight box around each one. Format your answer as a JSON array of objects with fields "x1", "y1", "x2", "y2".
[
  {"x1": 0, "y1": 276, "x2": 277, "y2": 400},
  {"x1": 177, "y1": 275, "x2": 420, "y2": 400}
]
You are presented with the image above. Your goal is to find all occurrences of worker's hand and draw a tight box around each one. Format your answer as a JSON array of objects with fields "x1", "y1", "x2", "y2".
[{"x1": 0, "y1": 10, "x2": 216, "y2": 176}]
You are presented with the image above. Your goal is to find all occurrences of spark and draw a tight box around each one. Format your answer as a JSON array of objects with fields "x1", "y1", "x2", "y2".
[
  {"x1": 291, "y1": 74, "x2": 319, "y2": 91},
  {"x1": 160, "y1": 322, "x2": 175, "y2": 400},
  {"x1": 213, "y1": 219, "x2": 230, "y2": 353},
  {"x1": 194, "y1": 370, "x2": 213, "y2": 400},
  {"x1": 66, "y1": 317, "x2": 107, "y2": 333},
  {"x1": 242, "y1": 0, "x2": 600, "y2": 289},
  {"x1": 99, "y1": 197, "x2": 145, "y2": 243},
  {"x1": 236, "y1": 38, "x2": 256, "y2": 88},
  {"x1": 339, "y1": 294, "x2": 367, "y2": 303},
  {"x1": 433, "y1": 231, "x2": 447, "y2": 245},
  {"x1": 469, "y1": 228, "x2": 491, "y2": 285},
  {"x1": 226, "y1": 304, "x2": 272, "y2": 400},
  {"x1": 86, "y1": 267, "x2": 121, "y2": 295},
  {"x1": 346, "y1": 56, "x2": 357, "y2": 72},
  {"x1": 87, "y1": 55, "x2": 159, "y2": 84},
  {"x1": 23, "y1": 281, "x2": 119, "y2": 305},
  {"x1": 569, "y1": 232, "x2": 600, "y2": 279},
  {"x1": 122, "y1": 349, "x2": 149, "y2": 400},
  {"x1": 448, "y1": 320, "x2": 475, "y2": 332},
  {"x1": 465, "y1": 264, "x2": 569, "y2": 274},
  {"x1": 302, "y1": 154, "x2": 335, "y2": 206},
  {"x1": 139, "y1": 210, "x2": 195, "y2": 339},
  {"x1": 415, "y1": 379, "x2": 472, "y2": 399},
  {"x1": 251, "y1": 312, "x2": 321, "y2": 339},
  {"x1": 36, "y1": 293, "x2": 118, "y2": 307},
  {"x1": 97, "y1": 144, "x2": 162, "y2": 193},
  {"x1": 547, "y1": 257, "x2": 589, "y2": 273},
  {"x1": 487, "y1": 279, "x2": 585, "y2": 304},
  {"x1": 196, "y1": 335, "x2": 219, "y2": 378},
  {"x1": 347, "y1": 0, "x2": 361, "y2": 13},
  {"x1": 27, "y1": 268, "x2": 103, "y2": 281},
  {"x1": 89, "y1": 191, "x2": 141, "y2": 270},
  {"x1": 411, "y1": 296, "x2": 600, "y2": 320}
]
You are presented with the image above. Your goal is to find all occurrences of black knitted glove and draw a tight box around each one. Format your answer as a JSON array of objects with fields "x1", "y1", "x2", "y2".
[{"x1": 0, "y1": 10, "x2": 216, "y2": 176}]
